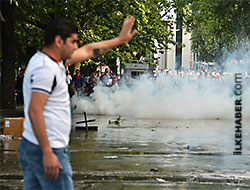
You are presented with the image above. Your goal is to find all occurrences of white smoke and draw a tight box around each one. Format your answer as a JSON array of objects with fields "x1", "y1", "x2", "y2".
[
  {"x1": 71, "y1": 73, "x2": 249, "y2": 119},
  {"x1": 72, "y1": 49, "x2": 250, "y2": 119}
]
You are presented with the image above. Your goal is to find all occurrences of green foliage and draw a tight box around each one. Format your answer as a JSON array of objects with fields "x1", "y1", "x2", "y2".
[
  {"x1": 175, "y1": 0, "x2": 250, "y2": 63},
  {"x1": 15, "y1": 0, "x2": 176, "y2": 67}
]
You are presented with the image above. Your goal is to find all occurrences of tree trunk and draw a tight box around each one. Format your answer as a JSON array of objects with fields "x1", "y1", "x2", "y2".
[
  {"x1": 175, "y1": 11, "x2": 182, "y2": 70},
  {"x1": 1, "y1": 1, "x2": 17, "y2": 109}
]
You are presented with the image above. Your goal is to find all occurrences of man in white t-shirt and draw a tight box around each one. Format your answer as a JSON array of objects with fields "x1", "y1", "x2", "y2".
[
  {"x1": 18, "y1": 17, "x2": 136, "y2": 190},
  {"x1": 66, "y1": 70, "x2": 72, "y2": 97}
]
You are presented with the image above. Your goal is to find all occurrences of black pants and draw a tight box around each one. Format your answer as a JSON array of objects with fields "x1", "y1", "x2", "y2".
[{"x1": 16, "y1": 91, "x2": 23, "y2": 105}]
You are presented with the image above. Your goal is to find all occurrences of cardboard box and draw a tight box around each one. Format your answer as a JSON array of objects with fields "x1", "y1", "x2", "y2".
[{"x1": 3, "y1": 117, "x2": 25, "y2": 137}]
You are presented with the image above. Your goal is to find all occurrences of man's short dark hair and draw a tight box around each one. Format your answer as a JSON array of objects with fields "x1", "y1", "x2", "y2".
[{"x1": 44, "y1": 18, "x2": 78, "y2": 46}]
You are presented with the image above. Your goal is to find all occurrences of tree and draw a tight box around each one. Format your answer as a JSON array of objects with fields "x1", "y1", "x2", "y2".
[
  {"x1": 15, "y1": 0, "x2": 176, "y2": 65},
  {"x1": 1, "y1": 0, "x2": 177, "y2": 108},
  {"x1": 1, "y1": 0, "x2": 17, "y2": 109},
  {"x1": 175, "y1": 0, "x2": 250, "y2": 63}
]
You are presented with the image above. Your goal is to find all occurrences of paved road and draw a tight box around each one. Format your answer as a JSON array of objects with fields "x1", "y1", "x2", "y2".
[{"x1": 1, "y1": 114, "x2": 250, "y2": 189}]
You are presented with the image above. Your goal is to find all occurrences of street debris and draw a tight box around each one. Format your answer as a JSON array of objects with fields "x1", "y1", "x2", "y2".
[
  {"x1": 156, "y1": 178, "x2": 166, "y2": 182},
  {"x1": 108, "y1": 115, "x2": 123, "y2": 125},
  {"x1": 104, "y1": 155, "x2": 118, "y2": 159},
  {"x1": 0, "y1": 135, "x2": 14, "y2": 140}
]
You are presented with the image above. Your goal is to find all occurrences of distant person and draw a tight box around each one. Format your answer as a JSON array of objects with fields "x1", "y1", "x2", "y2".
[
  {"x1": 96, "y1": 70, "x2": 102, "y2": 85},
  {"x1": 101, "y1": 68, "x2": 112, "y2": 87},
  {"x1": 84, "y1": 73, "x2": 90, "y2": 94},
  {"x1": 16, "y1": 68, "x2": 25, "y2": 106},
  {"x1": 110, "y1": 77, "x2": 119, "y2": 92},
  {"x1": 66, "y1": 70, "x2": 73, "y2": 98},
  {"x1": 19, "y1": 16, "x2": 136, "y2": 190},
  {"x1": 72, "y1": 69, "x2": 84, "y2": 97},
  {"x1": 87, "y1": 72, "x2": 97, "y2": 96}
]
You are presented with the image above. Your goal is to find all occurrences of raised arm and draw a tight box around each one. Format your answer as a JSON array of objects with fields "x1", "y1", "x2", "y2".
[{"x1": 66, "y1": 16, "x2": 137, "y2": 66}]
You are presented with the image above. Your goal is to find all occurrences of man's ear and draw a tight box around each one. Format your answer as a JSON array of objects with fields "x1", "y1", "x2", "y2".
[{"x1": 54, "y1": 35, "x2": 64, "y2": 48}]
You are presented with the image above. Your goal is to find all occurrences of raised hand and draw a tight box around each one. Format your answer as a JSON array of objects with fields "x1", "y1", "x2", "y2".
[{"x1": 118, "y1": 16, "x2": 137, "y2": 43}]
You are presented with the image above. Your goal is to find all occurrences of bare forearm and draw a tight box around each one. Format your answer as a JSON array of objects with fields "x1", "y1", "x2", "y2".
[
  {"x1": 66, "y1": 16, "x2": 136, "y2": 66},
  {"x1": 66, "y1": 37, "x2": 122, "y2": 66},
  {"x1": 29, "y1": 108, "x2": 52, "y2": 154}
]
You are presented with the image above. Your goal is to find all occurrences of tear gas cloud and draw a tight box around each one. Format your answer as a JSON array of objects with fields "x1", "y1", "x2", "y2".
[{"x1": 72, "y1": 50, "x2": 250, "y2": 119}]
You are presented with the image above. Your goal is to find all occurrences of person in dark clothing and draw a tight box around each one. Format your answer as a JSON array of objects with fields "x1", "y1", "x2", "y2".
[
  {"x1": 72, "y1": 69, "x2": 84, "y2": 96},
  {"x1": 87, "y1": 72, "x2": 97, "y2": 96},
  {"x1": 16, "y1": 68, "x2": 25, "y2": 106}
]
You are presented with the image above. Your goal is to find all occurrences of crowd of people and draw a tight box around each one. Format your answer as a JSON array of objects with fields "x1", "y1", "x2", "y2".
[
  {"x1": 155, "y1": 68, "x2": 250, "y2": 85},
  {"x1": 16, "y1": 65, "x2": 250, "y2": 105},
  {"x1": 65, "y1": 66, "x2": 250, "y2": 98},
  {"x1": 67, "y1": 67, "x2": 120, "y2": 97},
  {"x1": 152, "y1": 68, "x2": 250, "y2": 95},
  {"x1": 154, "y1": 67, "x2": 249, "y2": 79}
]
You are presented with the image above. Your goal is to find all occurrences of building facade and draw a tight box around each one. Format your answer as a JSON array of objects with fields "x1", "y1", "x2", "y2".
[{"x1": 156, "y1": 21, "x2": 194, "y2": 70}]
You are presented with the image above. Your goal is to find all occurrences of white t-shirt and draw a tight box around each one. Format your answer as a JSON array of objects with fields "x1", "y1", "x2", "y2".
[
  {"x1": 22, "y1": 51, "x2": 71, "y2": 148},
  {"x1": 66, "y1": 75, "x2": 72, "y2": 85}
]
